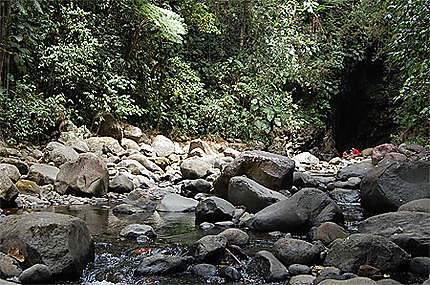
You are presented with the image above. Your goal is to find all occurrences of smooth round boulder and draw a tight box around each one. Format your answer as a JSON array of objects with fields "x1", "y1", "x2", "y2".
[
  {"x1": 361, "y1": 160, "x2": 430, "y2": 213},
  {"x1": 55, "y1": 153, "x2": 108, "y2": 197},
  {"x1": 336, "y1": 161, "x2": 375, "y2": 180},
  {"x1": 313, "y1": 222, "x2": 348, "y2": 245},
  {"x1": 247, "y1": 250, "x2": 288, "y2": 282},
  {"x1": 0, "y1": 158, "x2": 28, "y2": 175},
  {"x1": 156, "y1": 193, "x2": 198, "y2": 212},
  {"x1": 195, "y1": 197, "x2": 235, "y2": 223},
  {"x1": 248, "y1": 188, "x2": 343, "y2": 233},
  {"x1": 324, "y1": 234, "x2": 410, "y2": 273},
  {"x1": 289, "y1": 274, "x2": 316, "y2": 285},
  {"x1": 119, "y1": 224, "x2": 156, "y2": 239},
  {"x1": 228, "y1": 176, "x2": 286, "y2": 212},
  {"x1": 109, "y1": 174, "x2": 134, "y2": 193},
  {"x1": 274, "y1": 238, "x2": 323, "y2": 266},
  {"x1": 19, "y1": 264, "x2": 52, "y2": 284},
  {"x1": 181, "y1": 179, "x2": 212, "y2": 197},
  {"x1": 151, "y1": 135, "x2": 175, "y2": 157},
  {"x1": 214, "y1": 150, "x2": 295, "y2": 199},
  {"x1": 190, "y1": 263, "x2": 217, "y2": 278},
  {"x1": 0, "y1": 212, "x2": 94, "y2": 280},
  {"x1": 398, "y1": 199, "x2": 430, "y2": 213},
  {"x1": 180, "y1": 157, "x2": 211, "y2": 179},
  {"x1": 218, "y1": 228, "x2": 249, "y2": 246},
  {"x1": 409, "y1": 257, "x2": 430, "y2": 276},
  {"x1": 359, "y1": 211, "x2": 430, "y2": 256},
  {"x1": 27, "y1": 164, "x2": 59, "y2": 185},
  {"x1": 134, "y1": 254, "x2": 192, "y2": 276}
]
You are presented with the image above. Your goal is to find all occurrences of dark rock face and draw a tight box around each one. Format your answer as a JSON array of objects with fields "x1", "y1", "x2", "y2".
[
  {"x1": 134, "y1": 254, "x2": 192, "y2": 276},
  {"x1": 313, "y1": 222, "x2": 348, "y2": 245},
  {"x1": 359, "y1": 211, "x2": 430, "y2": 257},
  {"x1": 93, "y1": 112, "x2": 123, "y2": 141},
  {"x1": 247, "y1": 188, "x2": 343, "y2": 233},
  {"x1": 247, "y1": 250, "x2": 289, "y2": 282},
  {"x1": 361, "y1": 160, "x2": 430, "y2": 213},
  {"x1": 55, "y1": 153, "x2": 108, "y2": 197},
  {"x1": 188, "y1": 235, "x2": 227, "y2": 263},
  {"x1": 19, "y1": 264, "x2": 52, "y2": 284},
  {"x1": 372, "y1": 144, "x2": 399, "y2": 165},
  {"x1": 273, "y1": 238, "x2": 323, "y2": 266},
  {"x1": 228, "y1": 176, "x2": 286, "y2": 212},
  {"x1": 336, "y1": 161, "x2": 375, "y2": 180},
  {"x1": 190, "y1": 264, "x2": 217, "y2": 277},
  {"x1": 214, "y1": 150, "x2": 295, "y2": 199},
  {"x1": 324, "y1": 234, "x2": 410, "y2": 273},
  {"x1": 0, "y1": 212, "x2": 94, "y2": 280},
  {"x1": 181, "y1": 179, "x2": 212, "y2": 197},
  {"x1": 195, "y1": 197, "x2": 235, "y2": 223}
]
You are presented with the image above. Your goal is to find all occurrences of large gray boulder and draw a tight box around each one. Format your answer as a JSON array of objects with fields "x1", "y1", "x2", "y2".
[
  {"x1": 55, "y1": 153, "x2": 108, "y2": 197},
  {"x1": 0, "y1": 176, "x2": 18, "y2": 208},
  {"x1": 0, "y1": 164, "x2": 20, "y2": 182},
  {"x1": 85, "y1": 137, "x2": 124, "y2": 155},
  {"x1": 361, "y1": 160, "x2": 430, "y2": 213},
  {"x1": 0, "y1": 158, "x2": 29, "y2": 175},
  {"x1": 324, "y1": 234, "x2": 410, "y2": 273},
  {"x1": 188, "y1": 235, "x2": 227, "y2": 263},
  {"x1": 247, "y1": 188, "x2": 343, "y2": 233},
  {"x1": 27, "y1": 164, "x2": 59, "y2": 185},
  {"x1": 152, "y1": 135, "x2": 175, "y2": 157},
  {"x1": 43, "y1": 141, "x2": 79, "y2": 167},
  {"x1": 228, "y1": 176, "x2": 287, "y2": 212},
  {"x1": 156, "y1": 193, "x2": 198, "y2": 212},
  {"x1": 398, "y1": 199, "x2": 430, "y2": 213},
  {"x1": 180, "y1": 157, "x2": 212, "y2": 179},
  {"x1": 274, "y1": 238, "x2": 323, "y2": 266},
  {"x1": 135, "y1": 254, "x2": 192, "y2": 276},
  {"x1": 195, "y1": 197, "x2": 235, "y2": 223},
  {"x1": 247, "y1": 250, "x2": 289, "y2": 282},
  {"x1": 336, "y1": 161, "x2": 375, "y2": 180},
  {"x1": 319, "y1": 278, "x2": 377, "y2": 285},
  {"x1": 359, "y1": 211, "x2": 430, "y2": 256},
  {"x1": 214, "y1": 150, "x2": 295, "y2": 199},
  {"x1": 0, "y1": 212, "x2": 94, "y2": 280}
]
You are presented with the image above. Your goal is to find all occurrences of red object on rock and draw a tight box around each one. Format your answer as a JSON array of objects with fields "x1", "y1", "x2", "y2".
[{"x1": 352, "y1": 149, "x2": 361, "y2": 156}]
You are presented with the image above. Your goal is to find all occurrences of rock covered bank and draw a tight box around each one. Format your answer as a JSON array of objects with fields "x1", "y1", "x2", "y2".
[{"x1": 0, "y1": 121, "x2": 429, "y2": 284}]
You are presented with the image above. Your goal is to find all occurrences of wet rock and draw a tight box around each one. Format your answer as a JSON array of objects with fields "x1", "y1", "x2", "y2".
[
  {"x1": 195, "y1": 197, "x2": 235, "y2": 223},
  {"x1": 288, "y1": 264, "x2": 311, "y2": 276},
  {"x1": 274, "y1": 238, "x2": 323, "y2": 266},
  {"x1": 152, "y1": 135, "x2": 175, "y2": 157},
  {"x1": 0, "y1": 163, "x2": 20, "y2": 182},
  {"x1": 27, "y1": 164, "x2": 60, "y2": 185},
  {"x1": 0, "y1": 212, "x2": 94, "y2": 280},
  {"x1": 109, "y1": 174, "x2": 134, "y2": 193},
  {"x1": 330, "y1": 188, "x2": 360, "y2": 204},
  {"x1": 247, "y1": 250, "x2": 288, "y2": 282},
  {"x1": 218, "y1": 228, "x2": 249, "y2": 246},
  {"x1": 0, "y1": 279, "x2": 18, "y2": 285},
  {"x1": 85, "y1": 137, "x2": 124, "y2": 155},
  {"x1": 55, "y1": 153, "x2": 108, "y2": 197},
  {"x1": 190, "y1": 263, "x2": 217, "y2": 277},
  {"x1": 134, "y1": 254, "x2": 192, "y2": 276},
  {"x1": 398, "y1": 199, "x2": 430, "y2": 213},
  {"x1": 181, "y1": 179, "x2": 212, "y2": 197},
  {"x1": 336, "y1": 161, "x2": 374, "y2": 180},
  {"x1": 120, "y1": 224, "x2": 156, "y2": 239},
  {"x1": 19, "y1": 264, "x2": 52, "y2": 284},
  {"x1": 319, "y1": 278, "x2": 377, "y2": 285},
  {"x1": 214, "y1": 150, "x2": 294, "y2": 199},
  {"x1": 156, "y1": 193, "x2": 198, "y2": 212},
  {"x1": 180, "y1": 157, "x2": 211, "y2": 179},
  {"x1": 313, "y1": 222, "x2": 348, "y2": 245},
  {"x1": 314, "y1": 267, "x2": 343, "y2": 284},
  {"x1": 289, "y1": 274, "x2": 316, "y2": 285},
  {"x1": 293, "y1": 172, "x2": 326, "y2": 190},
  {"x1": 0, "y1": 176, "x2": 18, "y2": 208},
  {"x1": 222, "y1": 266, "x2": 241, "y2": 281},
  {"x1": 199, "y1": 222, "x2": 215, "y2": 230},
  {"x1": 327, "y1": 177, "x2": 361, "y2": 190},
  {"x1": 324, "y1": 234, "x2": 410, "y2": 273},
  {"x1": 0, "y1": 158, "x2": 28, "y2": 175},
  {"x1": 43, "y1": 142, "x2": 79, "y2": 167},
  {"x1": 248, "y1": 188, "x2": 343, "y2": 233},
  {"x1": 0, "y1": 252, "x2": 22, "y2": 278},
  {"x1": 361, "y1": 160, "x2": 430, "y2": 213},
  {"x1": 408, "y1": 257, "x2": 430, "y2": 276},
  {"x1": 359, "y1": 211, "x2": 430, "y2": 256},
  {"x1": 188, "y1": 235, "x2": 227, "y2": 263},
  {"x1": 228, "y1": 176, "x2": 286, "y2": 212},
  {"x1": 372, "y1": 144, "x2": 399, "y2": 165},
  {"x1": 113, "y1": 203, "x2": 156, "y2": 216}
]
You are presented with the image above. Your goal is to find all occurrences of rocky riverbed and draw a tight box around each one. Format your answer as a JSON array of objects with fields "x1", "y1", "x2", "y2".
[{"x1": 0, "y1": 122, "x2": 429, "y2": 285}]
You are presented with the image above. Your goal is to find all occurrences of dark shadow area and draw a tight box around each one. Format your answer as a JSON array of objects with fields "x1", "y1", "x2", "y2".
[{"x1": 334, "y1": 59, "x2": 394, "y2": 152}]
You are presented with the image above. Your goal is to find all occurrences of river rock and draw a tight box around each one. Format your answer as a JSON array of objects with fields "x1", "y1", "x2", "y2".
[
  {"x1": 156, "y1": 192, "x2": 198, "y2": 212},
  {"x1": 43, "y1": 141, "x2": 79, "y2": 167},
  {"x1": 293, "y1": 152, "x2": 320, "y2": 165},
  {"x1": 121, "y1": 138, "x2": 140, "y2": 150},
  {"x1": 119, "y1": 224, "x2": 156, "y2": 239},
  {"x1": 361, "y1": 160, "x2": 430, "y2": 213},
  {"x1": 180, "y1": 157, "x2": 211, "y2": 179},
  {"x1": 189, "y1": 139, "x2": 216, "y2": 156},
  {"x1": 0, "y1": 212, "x2": 94, "y2": 279},
  {"x1": 190, "y1": 263, "x2": 217, "y2": 277},
  {"x1": 123, "y1": 123, "x2": 144, "y2": 142},
  {"x1": 109, "y1": 174, "x2": 134, "y2": 193},
  {"x1": 181, "y1": 179, "x2": 212, "y2": 197},
  {"x1": 188, "y1": 235, "x2": 227, "y2": 263},
  {"x1": 27, "y1": 163, "x2": 59, "y2": 185},
  {"x1": 152, "y1": 135, "x2": 175, "y2": 157},
  {"x1": 409, "y1": 256, "x2": 430, "y2": 276},
  {"x1": 398, "y1": 199, "x2": 430, "y2": 213},
  {"x1": 0, "y1": 175, "x2": 18, "y2": 208},
  {"x1": 247, "y1": 188, "x2": 343, "y2": 233},
  {"x1": 85, "y1": 137, "x2": 124, "y2": 155},
  {"x1": 128, "y1": 153, "x2": 163, "y2": 173},
  {"x1": 222, "y1": 266, "x2": 241, "y2": 281},
  {"x1": 55, "y1": 153, "x2": 108, "y2": 197},
  {"x1": 313, "y1": 222, "x2": 348, "y2": 245},
  {"x1": 195, "y1": 197, "x2": 235, "y2": 223},
  {"x1": 218, "y1": 228, "x2": 249, "y2": 246},
  {"x1": 135, "y1": 254, "x2": 192, "y2": 276},
  {"x1": 336, "y1": 161, "x2": 374, "y2": 180},
  {"x1": 214, "y1": 150, "x2": 295, "y2": 199},
  {"x1": 372, "y1": 144, "x2": 399, "y2": 165},
  {"x1": 376, "y1": 279, "x2": 403, "y2": 285},
  {"x1": 0, "y1": 158, "x2": 28, "y2": 175},
  {"x1": 314, "y1": 267, "x2": 343, "y2": 284},
  {"x1": 359, "y1": 211, "x2": 430, "y2": 256},
  {"x1": 0, "y1": 252, "x2": 22, "y2": 278},
  {"x1": 19, "y1": 264, "x2": 52, "y2": 284},
  {"x1": 319, "y1": 278, "x2": 377, "y2": 285},
  {"x1": 289, "y1": 274, "x2": 316, "y2": 285},
  {"x1": 288, "y1": 264, "x2": 311, "y2": 276},
  {"x1": 228, "y1": 176, "x2": 286, "y2": 212},
  {"x1": 324, "y1": 234, "x2": 410, "y2": 273},
  {"x1": 247, "y1": 250, "x2": 288, "y2": 282},
  {"x1": 93, "y1": 112, "x2": 122, "y2": 141},
  {"x1": 0, "y1": 163, "x2": 20, "y2": 182},
  {"x1": 274, "y1": 238, "x2": 323, "y2": 266},
  {"x1": 15, "y1": 179, "x2": 42, "y2": 196}
]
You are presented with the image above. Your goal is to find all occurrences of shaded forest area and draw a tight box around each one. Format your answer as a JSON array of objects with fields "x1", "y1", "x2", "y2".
[{"x1": 0, "y1": 0, "x2": 429, "y2": 155}]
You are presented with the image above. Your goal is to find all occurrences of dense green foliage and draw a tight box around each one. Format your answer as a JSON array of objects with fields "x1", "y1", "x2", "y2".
[{"x1": 0, "y1": 0, "x2": 428, "y2": 146}]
